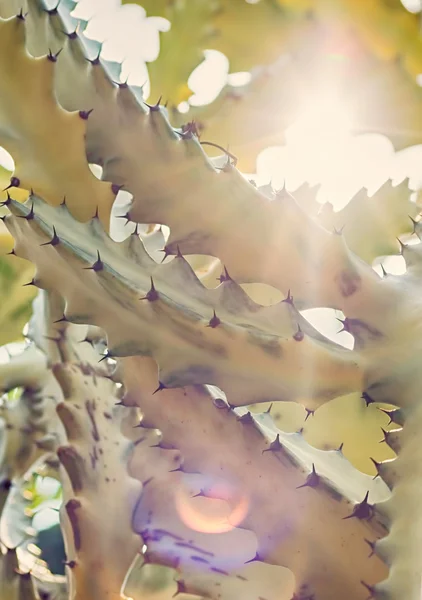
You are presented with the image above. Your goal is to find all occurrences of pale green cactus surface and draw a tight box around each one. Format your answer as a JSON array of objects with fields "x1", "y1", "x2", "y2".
[{"x1": 1, "y1": 1, "x2": 422, "y2": 599}]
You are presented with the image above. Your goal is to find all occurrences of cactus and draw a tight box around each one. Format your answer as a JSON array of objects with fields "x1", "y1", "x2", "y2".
[{"x1": 1, "y1": 0, "x2": 422, "y2": 599}]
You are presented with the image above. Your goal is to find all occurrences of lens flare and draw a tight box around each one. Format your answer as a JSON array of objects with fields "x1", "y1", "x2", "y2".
[{"x1": 175, "y1": 479, "x2": 249, "y2": 535}]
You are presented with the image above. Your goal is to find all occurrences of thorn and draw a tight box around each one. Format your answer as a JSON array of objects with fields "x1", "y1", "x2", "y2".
[
  {"x1": 282, "y1": 289, "x2": 294, "y2": 305},
  {"x1": 87, "y1": 51, "x2": 101, "y2": 66},
  {"x1": 380, "y1": 263, "x2": 388, "y2": 277},
  {"x1": 217, "y1": 266, "x2": 232, "y2": 283},
  {"x1": 173, "y1": 581, "x2": 187, "y2": 597},
  {"x1": 17, "y1": 201, "x2": 34, "y2": 220},
  {"x1": 65, "y1": 29, "x2": 78, "y2": 40},
  {"x1": 111, "y1": 183, "x2": 124, "y2": 195},
  {"x1": 360, "y1": 580, "x2": 376, "y2": 599},
  {"x1": 0, "y1": 192, "x2": 11, "y2": 207},
  {"x1": 333, "y1": 224, "x2": 345, "y2": 235},
  {"x1": 53, "y1": 315, "x2": 68, "y2": 324},
  {"x1": 4, "y1": 176, "x2": 20, "y2": 191},
  {"x1": 40, "y1": 226, "x2": 60, "y2": 247},
  {"x1": 140, "y1": 277, "x2": 159, "y2": 302},
  {"x1": 377, "y1": 407, "x2": 403, "y2": 426},
  {"x1": 343, "y1": 491, "x2": 373, "y2": 521},
  {"x1": 46, "y1": 1, "x2": 60, "y2": 15},
  {"x1": 336, "y1": 442, "x2": 344, "y2": 453},
  {"x1": 396, "y1": 237, "x2": 407, "y2": 254},
  {"x1": 79, "y1": 109, "x2": 94, "y2": 120},
  {"x1": 145, "y1": 96, "x2": 162, "y2": 111},
  {"x1": 200, "y1": 141, "x2": 238, "y2": 167},
  {"x1": 192, "y1": 489, "x2": 205, "y2": 498},
  {"x1": 379, "y1": 427, "x2": 398, "y2": 450},
  {"x1": 63, "y1": 560, "x2": 77, "y2": 569},
  {"x1": 47, "y1": 48, "x2": 63, "y2": 62},
  {"x1": 175, "y1": 245, "x2": 183, "y2": 258},
  {"x1": 369, "y1": 457, "x2": 381, "y2": 480},
  {"x1": 161, "y1": 246, "x2": 171, "y2": 263},
  {"x1": 297, "y1": 463, "x2": 320, "y2": 489},
  {"x1": 362, "y1": 392, "x2": 375, "y2": 407},
  {"x1": 207, "y1": 310, "x2": 221, "y2": 328},
  {"x1": 237, "y1": 412, "x2": 254, "y2": 425},
  {"x1": 304, "y1": 408, "x2": 314, "y2": 421},
  {"x1": 116, "y1": 212, "x2": 131, "y2": 225},
  {"x1": 16, "y1": 8, "x2": 27, "y2": 20},
  {"x1": 6, "y1": 249, "x2": 15, "y2": 256},
  {"x1": 409, "y1": 214, "x2": 418, "y2": 234},
  {"x1": 293, "y1": 324, "x2": 304, "y2": 341},
  {"x1": 83, "y1": 251, "x2": 103, "y2": 272},
  {"x1": 264, "y1": 403, "x2": 273, "y2": 414},
  {"x1": 364, "y1": 539, "x2": 376, "y2": 558},
  {"x1": 245, "y1": 552, "x2": 261, "y2": 564},
  {"x1": 61, "y1": 196, "x2": 67, "y2": 206},
  {"x1": 98, "y1": 351, "x2": 112, "y2": 363},
  {"x1": 336, "y1": 317, "x2": 350, "y2": 333},
  {"x1": 23, "y1": 278, "x2": 37, "y2": 287},
  {"x1": 262, "y1": 433, "x2": 282, "y2": 453},
  {"x1": 152, "y1": 381, "x2": 167, "y2": 395},
  {"x1": 177, "y1": 121, "x2": 200, "y2": 139}
]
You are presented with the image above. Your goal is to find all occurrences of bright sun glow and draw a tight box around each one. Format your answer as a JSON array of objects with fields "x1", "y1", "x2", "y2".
[{"x1": 285, "y1": 91, "x2": 353, "y2": 147}]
